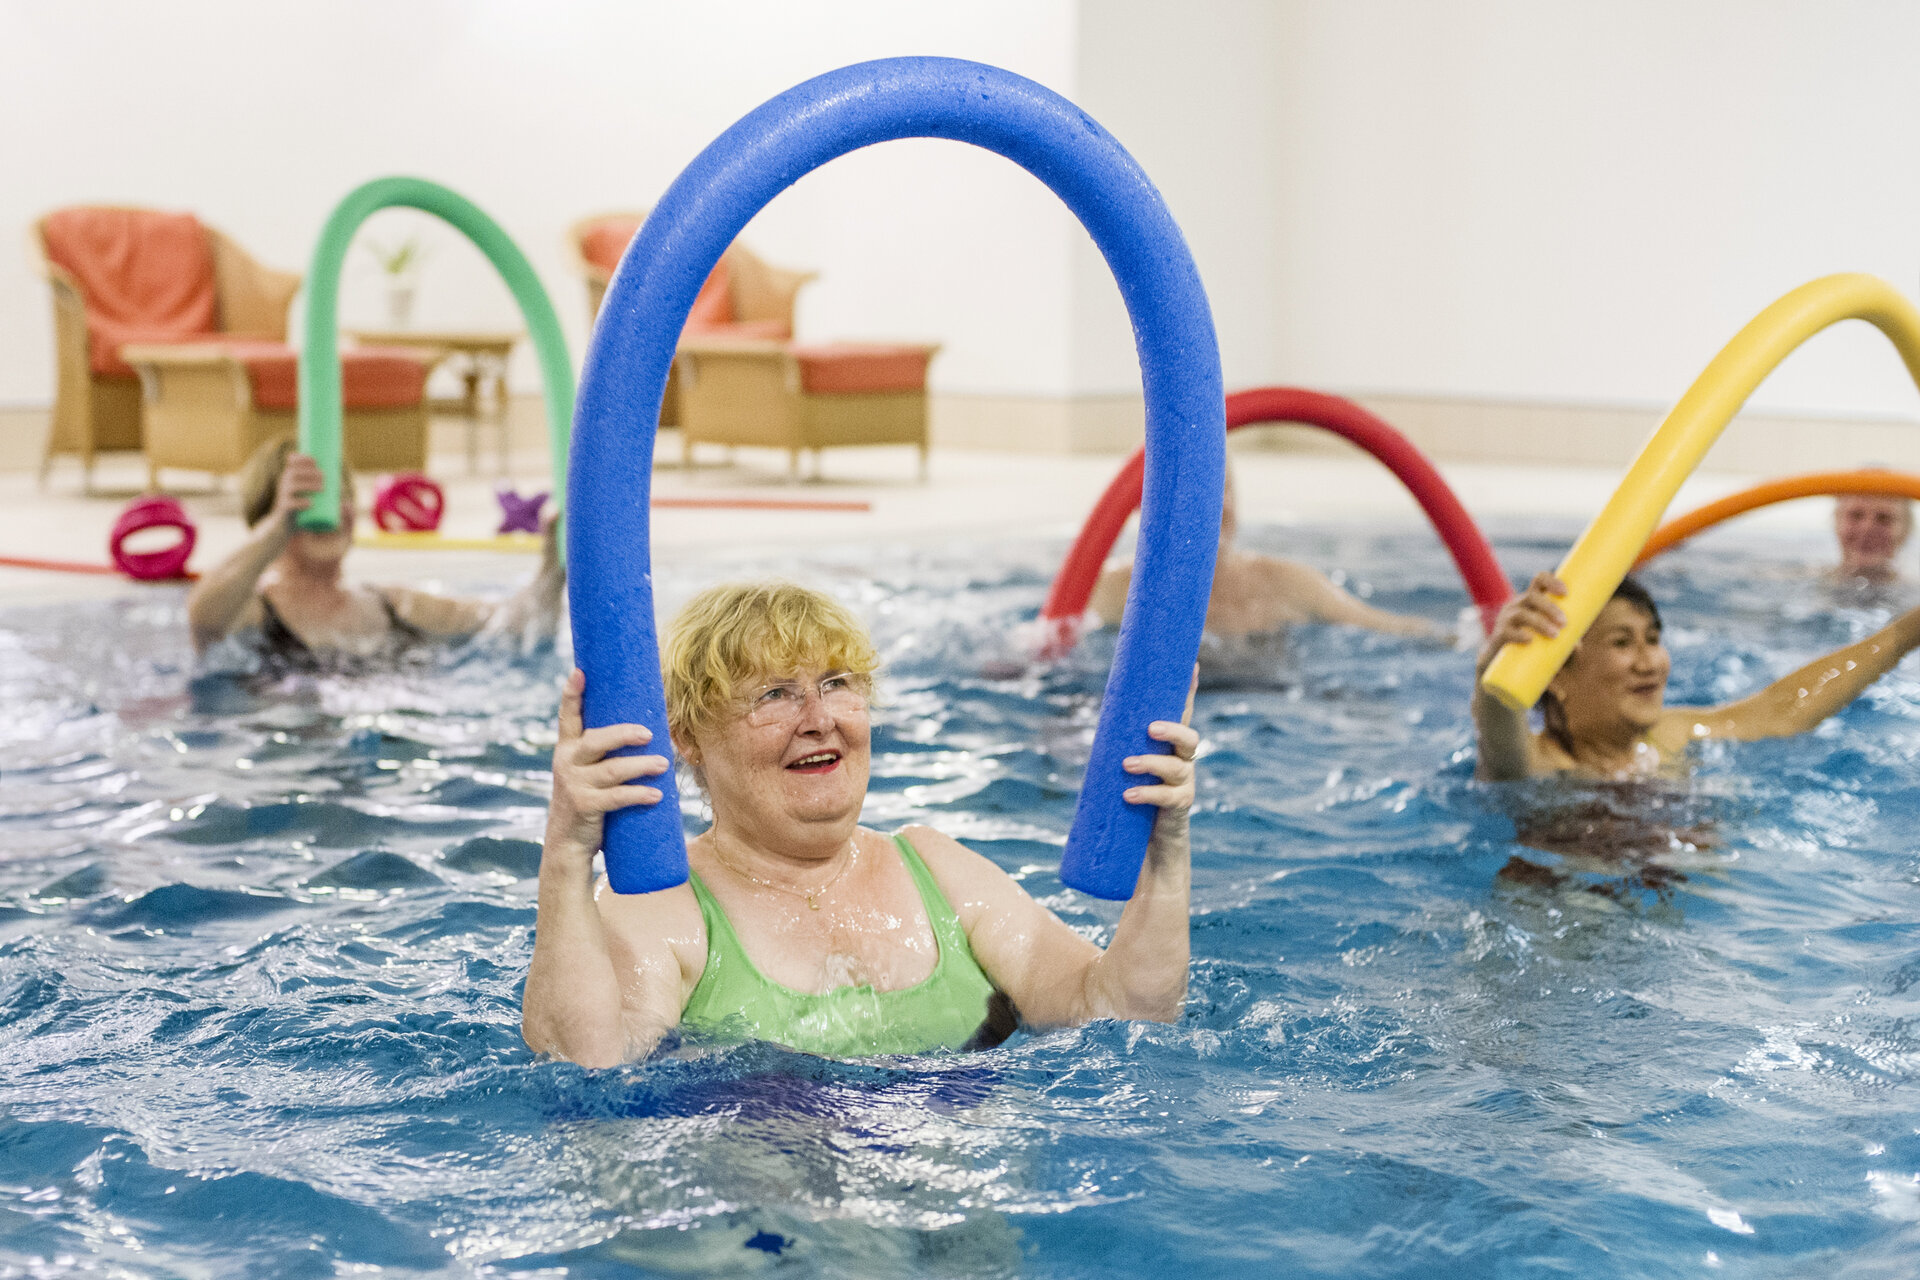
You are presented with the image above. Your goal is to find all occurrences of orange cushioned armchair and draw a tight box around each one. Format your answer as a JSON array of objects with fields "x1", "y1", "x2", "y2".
[
  {"x1": 569, "y1": 211, "x2": 938, "y2": 478},
  {"x1": 32, "y1": 207, "x2": 430, "y2": 490},
  {"x1": 566, "y1": 210, "x2": 815, "y2": 426}
]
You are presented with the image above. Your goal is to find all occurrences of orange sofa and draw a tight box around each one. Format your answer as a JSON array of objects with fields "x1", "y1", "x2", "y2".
[
  {"x1": 32, "y1": 207, "x2": 431, "y2": 489},
  {"x1": 566, "y1": 211, "x2": 815, "y2": 426}
]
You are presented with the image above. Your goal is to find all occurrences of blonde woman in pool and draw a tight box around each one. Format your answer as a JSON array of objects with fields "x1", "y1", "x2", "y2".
[
  {"x1": 1473, "y1": 571, "x2": 1920, "y2": 781},
  {"x1": 186, "y1": 437, "x2": 564, "y2": 669},
  {"x1": 522, "y1": 580, "x2": 1198, "y2": 1066},
  {"x1": 1089, "y1": 464, "x2": 1442, "y2": 641}
]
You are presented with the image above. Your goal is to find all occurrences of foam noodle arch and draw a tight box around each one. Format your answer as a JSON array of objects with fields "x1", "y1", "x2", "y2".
[
  {"x1": 1635, "y1": 470, "x2": 1920, "y2": 566},
  {"x1": 1040, "y1": 386, "x2": 1511, "y2": 654},
  {"x1": 572, "y1": 58, "x2": 1225, "y2": 899},
  {"x1": 296, "y1": 177, "x2": 574, "y2": 531},
  {"x1": 1482, "y1": 273, "x2": 1920, "y2": 710}
]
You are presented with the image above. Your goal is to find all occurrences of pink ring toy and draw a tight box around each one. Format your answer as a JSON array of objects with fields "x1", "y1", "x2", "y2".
[
  {"x1": 372, "y1": 473, "x2": 445, "y2": 532},
  {"x1": 109, "y1": 495, "x2": 197, "y2": 581}
]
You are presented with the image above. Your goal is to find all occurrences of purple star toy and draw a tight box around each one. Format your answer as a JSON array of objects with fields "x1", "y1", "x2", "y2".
[{"x1": 496, "y1": 488, "x2": 548, "y2": 535}]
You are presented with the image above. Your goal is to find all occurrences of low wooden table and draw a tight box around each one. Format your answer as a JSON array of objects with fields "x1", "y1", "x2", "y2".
[{"x1": 347, "y1": 328, "x2": 521, "y2": 473}]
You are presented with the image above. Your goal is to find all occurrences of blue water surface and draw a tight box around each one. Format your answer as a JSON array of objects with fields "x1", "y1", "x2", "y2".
[{"x1": 2, "y1": 523, "x2": 1918, "y2": 1278}]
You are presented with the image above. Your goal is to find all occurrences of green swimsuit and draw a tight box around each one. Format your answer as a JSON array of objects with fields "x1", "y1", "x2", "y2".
[{"x1": 681, "y1": 834, "x2": 1000, "y2": 1057}]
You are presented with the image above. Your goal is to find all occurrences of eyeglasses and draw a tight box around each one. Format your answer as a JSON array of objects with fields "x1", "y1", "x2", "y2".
[{"x1": 739, "y1": 672, "x2": 871, "y2": 727}]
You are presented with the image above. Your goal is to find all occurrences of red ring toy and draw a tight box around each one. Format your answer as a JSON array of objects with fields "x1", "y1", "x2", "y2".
[
  {"x1": 372, "y1": 473, "x2": 446, "y2": 532},
  {"x1": 1040, "y1": 387, "x2": 1511, "y2": 655},
  {"x1": 109, "y1": 494, "x2": 198, "y2": 581}
]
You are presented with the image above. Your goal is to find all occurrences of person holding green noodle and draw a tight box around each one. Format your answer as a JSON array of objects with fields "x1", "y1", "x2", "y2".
[
  {"x1": 522, "y1": 580, "x2": 1199, "y2": 1065},
  {"x1": 186, "y1": 437, "x2": 564, "y2": 669}
]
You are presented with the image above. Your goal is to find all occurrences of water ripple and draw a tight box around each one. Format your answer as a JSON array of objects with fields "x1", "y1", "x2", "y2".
[{"x1": 2, "y1": 533, "x2": 1918, "y2": 1275}]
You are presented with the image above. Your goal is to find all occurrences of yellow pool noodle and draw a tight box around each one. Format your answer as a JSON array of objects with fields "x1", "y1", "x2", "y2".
[
  {"x1": 356, "y1": 532, "x2": 543, "y2": 553},
  {"x1": 1481, "y1": 273, "x2": 1920, "y2": 710}
]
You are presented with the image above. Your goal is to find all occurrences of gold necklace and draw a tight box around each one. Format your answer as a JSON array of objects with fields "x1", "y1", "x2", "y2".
[{"x1": 714, "y1": 840, "x2": 857, "y2": 911}]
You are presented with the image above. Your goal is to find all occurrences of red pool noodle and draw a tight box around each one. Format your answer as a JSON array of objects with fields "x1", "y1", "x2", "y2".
[
  {"x1": 0, "y1": 554, "x2": 124, "y2": 576},
  {"x1": 1040, "y1": 387, "x2": 1509, "y2": 652}
]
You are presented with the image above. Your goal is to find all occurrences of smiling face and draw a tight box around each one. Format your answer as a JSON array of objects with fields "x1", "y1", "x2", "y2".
[
  {"x1": 1834, "y1": 494, "x2": 1911, "y2": 578},
  {"x1": 1547, "y1": 597, "x2": 1671, "y2": 739},
  {"x1": 682, "y1": 666, "x2": 872, "y2": 843}
]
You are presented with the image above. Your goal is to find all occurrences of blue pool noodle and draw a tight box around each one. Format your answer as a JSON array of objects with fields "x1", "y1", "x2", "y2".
[{"x1": 571, "y1": 57, "x2": 1224, "y2": 899}]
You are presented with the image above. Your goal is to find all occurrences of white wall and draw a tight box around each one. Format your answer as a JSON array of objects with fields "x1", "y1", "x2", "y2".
[
  {"x1": 1069, "y1": 0, "x2": 1286, "y2": 396},
  {"x1": 1055, "y1": 0, "x2": 1920, "y2": 423},
  {"x1": 1262, "y1": 0, "x2": 1920, "y2": 420},
  {"x1": 0, "y1": 0, "x2": 1081, "y2": 404},
  {"x1": 8, "y1": 1, "x2": 1920, "y2": 425}
]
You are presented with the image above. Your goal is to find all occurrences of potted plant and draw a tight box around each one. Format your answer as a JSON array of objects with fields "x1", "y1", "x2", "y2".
[{"x1": 363, "y1": 235, "x2": 428, "y2": 328}]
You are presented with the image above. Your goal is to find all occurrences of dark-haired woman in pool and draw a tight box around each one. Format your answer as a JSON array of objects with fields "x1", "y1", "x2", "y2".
[{"x1": 1473, "y1": 571, "x2": 1920, "y2": 782}]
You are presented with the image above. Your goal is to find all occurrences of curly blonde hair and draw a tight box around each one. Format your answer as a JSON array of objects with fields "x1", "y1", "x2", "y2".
[{"x1": 663, "y1": 581, "x2": 879, "y2": 742}]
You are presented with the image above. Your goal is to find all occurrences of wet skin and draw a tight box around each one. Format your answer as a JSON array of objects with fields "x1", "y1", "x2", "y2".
[{"x1": 1834, "y1": 493, "x2": 1912, "y2": 583}]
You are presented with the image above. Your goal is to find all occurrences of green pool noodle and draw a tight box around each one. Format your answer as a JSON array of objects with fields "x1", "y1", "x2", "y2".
[{"x1": 296, "y1": 176, "x2": 574, "y2": 539}]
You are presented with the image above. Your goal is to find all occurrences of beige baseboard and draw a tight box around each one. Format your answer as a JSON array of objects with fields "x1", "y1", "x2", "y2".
[
  {"x1": 933, "y1": 388, "x2": 1920, "y2": 475},
  {"x1": 1335, "y1": 393, "x2": 1920, "y2": 475},
  {"x1": 10, "y1": 390, "x2": 1918, "y2": 475},
  {"x1": 931, "y1": 393, "x2": 1146, "y2": 454},
  {"x1": 0, "y1": 402, "x2": 557, "y2": 479}
]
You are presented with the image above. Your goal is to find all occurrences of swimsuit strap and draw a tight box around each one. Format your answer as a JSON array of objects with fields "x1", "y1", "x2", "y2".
[
  {"x1": 251, "y1": 588, "x2": 425, "y2": 670},
  {"x1": 254, "y1": 592, "x2": 314, "y2": 660},
  {"x1": 373, "y1": 588, "x2": 430, "y2": 643}
]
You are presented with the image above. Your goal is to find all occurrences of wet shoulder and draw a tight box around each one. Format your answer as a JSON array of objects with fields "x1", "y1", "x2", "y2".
[
  {"x1": 1651, "y1": 706, "x2": 1720, "y2": 755},
  {"x1": 593, "y1": 876, "x2": 707, "y2": 991},
  {"x1": 895, "y1": 823, "x2": 1014, "y2": 932},
  {"x1": 1244, "y1": 555, "x2": 1327, "y2": 620}
]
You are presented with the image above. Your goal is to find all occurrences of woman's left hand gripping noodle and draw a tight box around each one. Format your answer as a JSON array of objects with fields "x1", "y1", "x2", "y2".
[
  {"x1": 1124, "y1": 719, "x2": 1199, "y2": 867},
  {"x1": 523, "y1": 669, "x2": 684, "y2": 1066},
  {"x1": 1071, "y1": 679, "x2": 1199, "y2": 1025}
]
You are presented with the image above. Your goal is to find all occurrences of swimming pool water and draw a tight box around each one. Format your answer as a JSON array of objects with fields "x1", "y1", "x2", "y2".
[{"x1": 3, "y1": 525, "x2": 1918, "y2": 1278}]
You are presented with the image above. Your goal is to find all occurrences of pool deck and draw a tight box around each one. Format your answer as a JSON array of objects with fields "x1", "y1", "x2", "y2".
[{"x1": 0, "y1": 419, "x2": 1830, "y2": 606}]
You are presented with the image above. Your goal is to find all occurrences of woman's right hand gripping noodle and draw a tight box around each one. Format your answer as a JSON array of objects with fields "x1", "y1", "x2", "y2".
[
  {"x1": 186, "y1": 450, "x2": 323, "y2": 651},
  {"x1": 522, "y1": 669, "x2": 690, "y2": 1067},
  {"x1": 1471, "y1": 571, "x2": 1567, "y2": 780}
]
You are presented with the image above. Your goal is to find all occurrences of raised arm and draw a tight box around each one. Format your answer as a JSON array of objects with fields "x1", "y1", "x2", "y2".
[
  {"x1": 1471, "y1": 572, "x2": 1565, "y2": 780},
  {"x1": 483, "y1": 513, "x2": 567, "y2": 641},
  {"x1": 1276, "y1": 560, "x2": 1445, "y2": 638},
  {"x1": 1669, "y1": 606, "x2": 1920, "y2": 742},
  {"x1": 1088, "y1": 562, "x2": 1133, "y2": 627},
  {"x1": 1077, "y1": 717, "x2": 1196, "y2": 1019},
  {"x1": 387, "y1": 515, "x2": 567, "y2": 643},
  {"x1": 917, "y1": 716, "x2": 1197, "y2": 1028},
  {"x1": 184, "y1": 451, "x2": 319, "y2": 651},
  {"x1": 522, "y1": 669, "x2": 685, "y2": 1067}
]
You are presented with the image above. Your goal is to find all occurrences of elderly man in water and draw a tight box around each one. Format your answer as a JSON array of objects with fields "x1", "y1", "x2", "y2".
[
  {"x1": 1089, "y1": 463, "x2": 1443, "y2": 640},
  {"x1": 522, "y1": 581, "x2": 1198, "y2": 1064},
  {"x1": 1473, "y1": 571, "x2": 1920, "y2": 780},
  {"x1": 1832, "y1": 490, "x2": 1912, "y2": 588}
]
